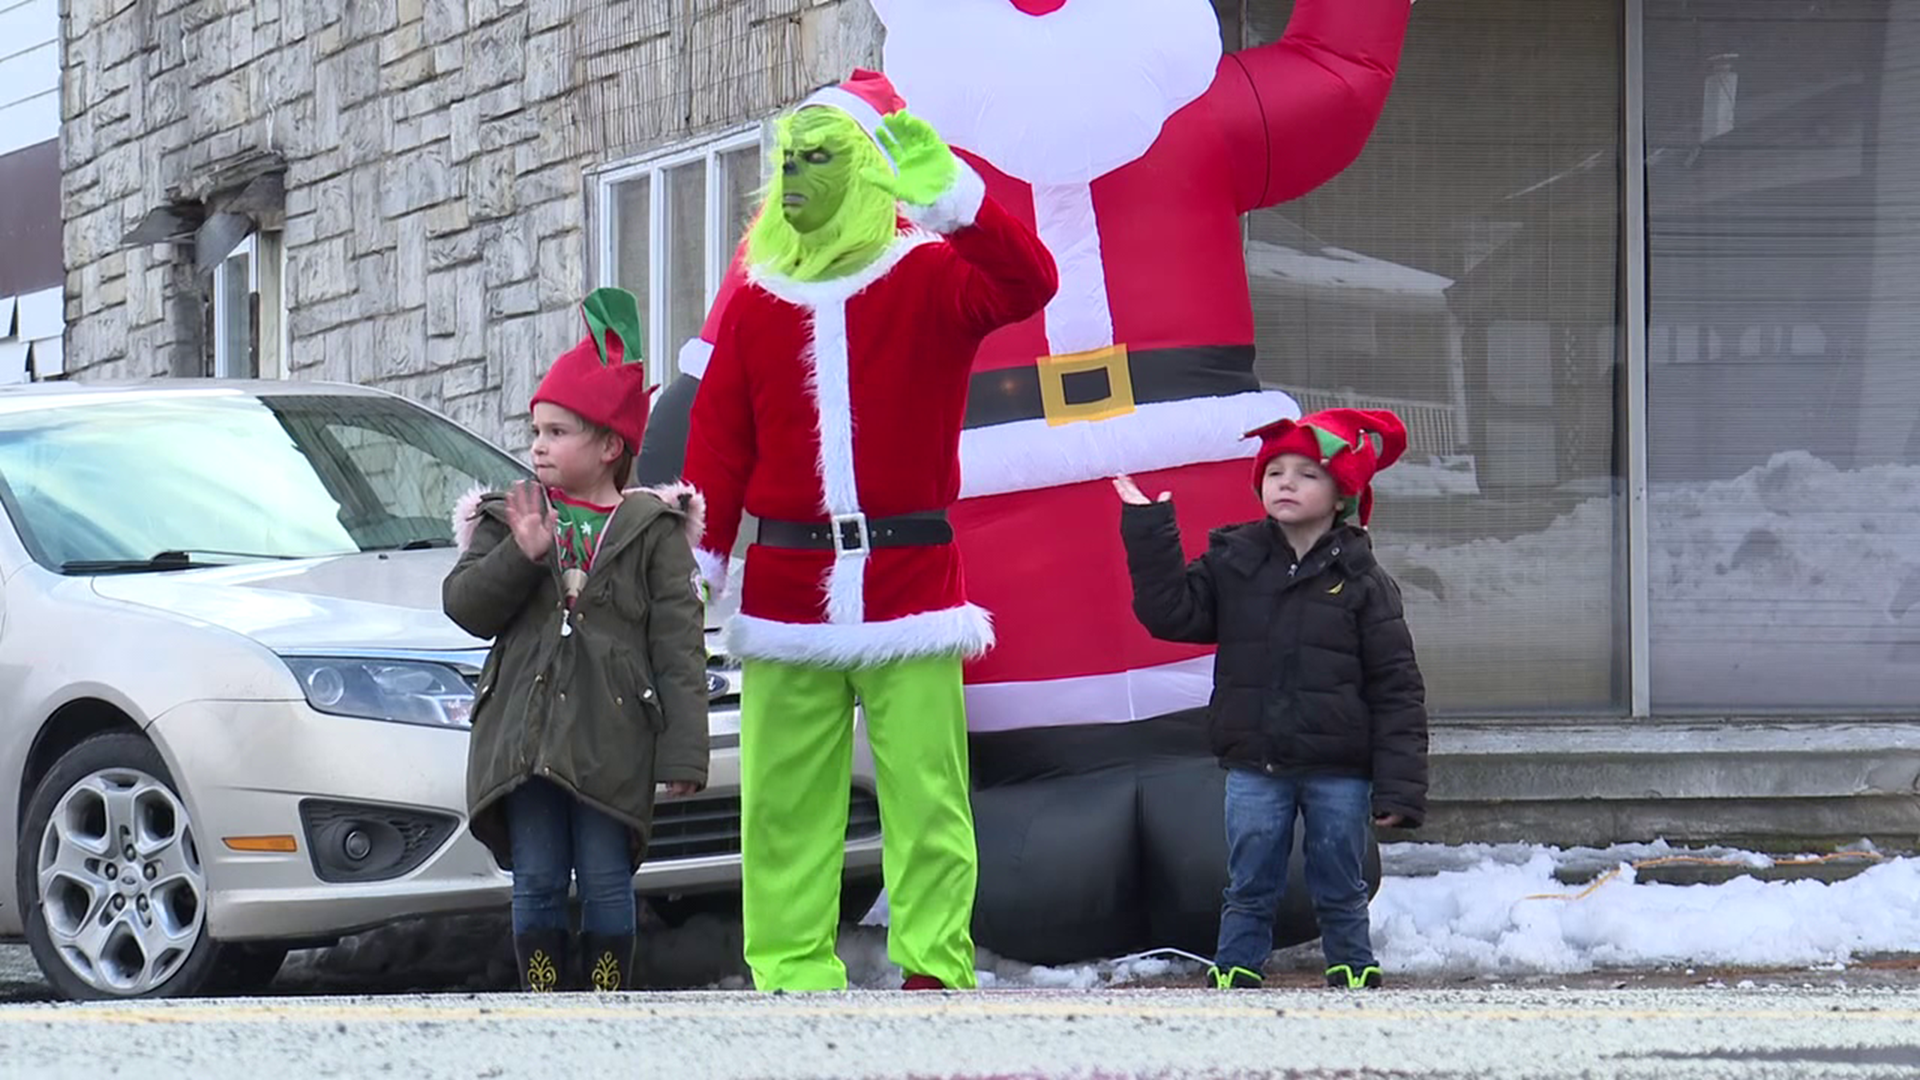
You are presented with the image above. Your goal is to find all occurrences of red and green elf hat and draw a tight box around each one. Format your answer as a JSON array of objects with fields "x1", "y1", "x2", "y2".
[
  {"x1": 1245, "y1": 408, "x2": 1409, "y2": 526},
  {"x1": 530, "y1": 287, "x2": 656, "y2": 454}
]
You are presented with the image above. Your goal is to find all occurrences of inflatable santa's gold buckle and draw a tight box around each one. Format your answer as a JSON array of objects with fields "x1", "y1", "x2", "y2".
[{"x1": 1037, "y1": 343, "x2": 1136, "y2": 426}]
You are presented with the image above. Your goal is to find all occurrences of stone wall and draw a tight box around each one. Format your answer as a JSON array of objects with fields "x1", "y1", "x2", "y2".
[{"x1": 59, "y1": 0, "x2": 882, "y2": 454}]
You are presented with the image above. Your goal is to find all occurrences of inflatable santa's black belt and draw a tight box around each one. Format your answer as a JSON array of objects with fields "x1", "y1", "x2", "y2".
[
  {"x1": 758, "y1": 510, "x2": 953, "y2": 552},
  {"x1": 964, "y1": 344, "x2": 1260, "y2": 429}
]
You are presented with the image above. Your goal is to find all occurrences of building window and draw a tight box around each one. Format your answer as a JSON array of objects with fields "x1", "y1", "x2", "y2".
[
  {"x1": 1244, "y1": 0, "x2": 1627, "y2": 715},
  {"x1": 210, "y1": 231, "x2": 287, "y2": 379},
  {"x1": 596, "y1": 126, "x2": 767, "y2": 383},
  {"x1": 1644, "y1": 0, "x2": 1920, "y2": 712}
]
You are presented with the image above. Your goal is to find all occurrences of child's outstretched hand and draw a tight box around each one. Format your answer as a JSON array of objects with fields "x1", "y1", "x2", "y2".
[
  {"x1": 506, "y1": 480, "x2": 556, "y2": 562},
  {"x1": 1112, "y1": 474, "x2": 1171, "y2": 506},
  {"x1": 660, "y1": 781, "x2": 699, "y2": 798}
]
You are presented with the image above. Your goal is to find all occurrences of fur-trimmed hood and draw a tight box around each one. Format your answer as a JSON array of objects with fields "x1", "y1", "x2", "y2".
[{"x1": 451, "y1": 481, "x2": 707, "y2": 555}]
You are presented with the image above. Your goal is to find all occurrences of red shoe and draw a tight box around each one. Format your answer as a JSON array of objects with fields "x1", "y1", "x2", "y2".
[{"x1": 901, "y1": 974, "x2": 947, "y2": 991}]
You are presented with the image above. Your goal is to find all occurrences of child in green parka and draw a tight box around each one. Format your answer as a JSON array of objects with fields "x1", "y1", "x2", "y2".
[{"x1": 443, "y1": 288, "x2": 709, "y2": 993}]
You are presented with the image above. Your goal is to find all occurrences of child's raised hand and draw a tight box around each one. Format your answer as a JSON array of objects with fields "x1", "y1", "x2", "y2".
[
  {"x1": 505, "y1": 480, "x2": 556, "y2": 561},
  {"x1": 1112, "y1": 474, "x2": 1170, "y2": 506}
]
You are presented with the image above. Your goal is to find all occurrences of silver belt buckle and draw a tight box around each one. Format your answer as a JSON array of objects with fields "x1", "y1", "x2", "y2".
[{"x1": 831, "y1": 512, "x2": 870, "y2": 556}]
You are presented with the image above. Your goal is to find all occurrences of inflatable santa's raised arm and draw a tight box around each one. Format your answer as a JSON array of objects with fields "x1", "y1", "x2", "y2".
[{"x1": 648, "y1": 0, "x2": 1413, "y2": 965}]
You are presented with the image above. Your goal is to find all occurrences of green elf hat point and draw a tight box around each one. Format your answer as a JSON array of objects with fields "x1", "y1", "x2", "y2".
[
  {"x1": 581, "y1": 286, "x2": 644, "y2": 367},
  {"x1": 531, "y1": 287, "x2": 656, "y2": 453},
  {"x1": 1244, "y1": 408, "x2": 1409, "y2": 525}
]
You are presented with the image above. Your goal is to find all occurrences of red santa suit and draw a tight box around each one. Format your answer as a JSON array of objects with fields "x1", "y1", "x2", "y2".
[
  {"x1": 684, "y1": 190, "x2": 1057, "y2": 667},
  {"x1": 685, "y1": 0, "x2": 1411, "y2": 735}
]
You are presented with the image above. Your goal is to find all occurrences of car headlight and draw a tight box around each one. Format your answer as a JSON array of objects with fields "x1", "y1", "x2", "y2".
[{"x1": 283, "y1": 657, "x2": 475, "y2": 729}]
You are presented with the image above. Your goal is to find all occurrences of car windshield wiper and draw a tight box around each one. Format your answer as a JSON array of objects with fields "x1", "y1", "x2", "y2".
[{"x1": 60, "y1": 549, "x2": 303, "y2": 575}]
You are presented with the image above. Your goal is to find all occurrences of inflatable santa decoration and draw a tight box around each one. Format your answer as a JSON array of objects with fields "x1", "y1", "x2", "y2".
[{"x1": 646, "y1": 0, "x2": 1412, "y2": 964}]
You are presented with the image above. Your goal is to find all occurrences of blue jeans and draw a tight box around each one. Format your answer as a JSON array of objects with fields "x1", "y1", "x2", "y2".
[
  {"x1": 1214, "y1": 768, "x2": 1376, "y2": 973},
  {"x1": 505, "y1": 779, "x2": 637, "y2": 937}
]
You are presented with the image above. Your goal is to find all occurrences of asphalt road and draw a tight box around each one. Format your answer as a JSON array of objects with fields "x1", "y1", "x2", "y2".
[{"x1": 2, "y1": 985, "x2": 1919, "y2": 1079}]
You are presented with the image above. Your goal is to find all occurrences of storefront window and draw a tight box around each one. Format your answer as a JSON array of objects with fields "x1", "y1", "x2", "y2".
[
  {"x1": 1645, "y1": 0, "x2": 1920, "y2": 711},
  {"x1": 1244, "y1": 0, "x2": 1627, "y2": 714}
]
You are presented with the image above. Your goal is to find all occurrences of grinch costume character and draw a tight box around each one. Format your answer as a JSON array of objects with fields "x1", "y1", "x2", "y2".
[{"x1": 680, "y1": 70, "x2": 1058, "y2": 991}]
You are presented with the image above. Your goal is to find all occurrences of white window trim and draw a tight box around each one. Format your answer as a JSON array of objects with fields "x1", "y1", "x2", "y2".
[
  {"x1": 211, "y1": 230, "x2": 289, "y2": 380},
  {"x1": 211, "y1": 233, "x2": 257, "y2": 379},
  {"x1": 594, "y1": 123, "x2": 767, "y2": 385}
]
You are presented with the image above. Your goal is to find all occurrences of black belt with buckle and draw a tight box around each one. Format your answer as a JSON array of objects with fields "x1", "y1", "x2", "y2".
[
  {"x1": 963, "y1": 344, "x2": 1260, "y2": 429},
  {"x1": 758, "y1": 510, "x2": 952, "y2": 553}
]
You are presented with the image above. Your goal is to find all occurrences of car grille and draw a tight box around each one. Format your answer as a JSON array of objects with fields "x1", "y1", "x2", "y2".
[{"x1": 650, "y1": 788, "x2": 882, "y2": 861}]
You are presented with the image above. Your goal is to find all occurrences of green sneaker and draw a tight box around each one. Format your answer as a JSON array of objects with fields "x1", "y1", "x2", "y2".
[
  {"x1": 1205, "y1": 964, "x2": 1265, "y2": 989},
  {"x1": 1324, "y1": 964, "x2": 1384, "y2": 989}
]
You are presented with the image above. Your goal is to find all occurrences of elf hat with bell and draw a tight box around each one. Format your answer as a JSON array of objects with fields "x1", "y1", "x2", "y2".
[
  {"x1": 530, "y1": 287, "x2": 656, "y2": 454},
  {"x1": 1245, "y1": 408, "x2": 1409, "y2": 526},
  {"x1": 797, "y1": 68, "x2": 908, "y2": 175}
]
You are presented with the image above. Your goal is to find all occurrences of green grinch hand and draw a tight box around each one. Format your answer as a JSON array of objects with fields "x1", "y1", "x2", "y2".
[{"x1": 861, "y1": 111, "x2": 959, "y2": 207}]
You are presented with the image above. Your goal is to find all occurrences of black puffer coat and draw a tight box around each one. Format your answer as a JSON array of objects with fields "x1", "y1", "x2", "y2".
[{"x1": 1120, "y1": 502, "x2": 1429, "y2": 827}]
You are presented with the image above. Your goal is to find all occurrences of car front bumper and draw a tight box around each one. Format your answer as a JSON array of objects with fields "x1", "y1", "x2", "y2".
[{"x1": 146, "y1": 699, "x2": 883, "y2": 944}]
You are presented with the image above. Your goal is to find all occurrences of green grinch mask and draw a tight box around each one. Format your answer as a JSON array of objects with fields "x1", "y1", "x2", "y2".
[
  {"x1": 747, "y1": 107, "x2": 899, "y2": 283},
  {"x1": 779, "y1": 109, "x2": 858, "y2": 234}
]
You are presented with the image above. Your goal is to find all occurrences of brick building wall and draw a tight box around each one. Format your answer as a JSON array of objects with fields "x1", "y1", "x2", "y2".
[{"x1": 59, "y1": 0, "x2": 881, "y2": 453}]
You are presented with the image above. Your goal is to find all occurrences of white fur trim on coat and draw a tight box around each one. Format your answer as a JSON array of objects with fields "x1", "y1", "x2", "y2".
[
  {"x1": 957, "y1": 389, "x2": 1303, "y2": 500},
  {"x1": 801, "y1": 298, "x2": 868, "y2": 626},
  {"x1": 678, "y1": 337, "x2": 714, "y2": 379},
  {"x1": 903, "y1": 160, "x2": 988, "y2": 235},
  {"x1": 629, "y1": 481, "x2": 707, "y2": 553},
  {"x1": 724, "y1": 603, "x2": 995, "y2": 669},
  {"x1": 452, "y1": 483, "x2": 491, "y2": 554},
  {"x1": 747, "y1": 230, "x2": 941, "y2": 309}
]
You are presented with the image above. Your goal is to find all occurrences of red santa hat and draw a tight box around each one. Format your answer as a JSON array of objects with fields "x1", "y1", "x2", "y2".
[
  {"x1": 1245, "y1": 408, "x2": 1409, "y2": 526},
  {"x1": 531, "y1": 287, "x2": 656, "y2": 455},
  {"x1": 798, "y1": 68, "x2": 908, "y2": 175}
]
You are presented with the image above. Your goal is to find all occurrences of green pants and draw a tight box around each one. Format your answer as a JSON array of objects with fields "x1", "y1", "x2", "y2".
[{"x1": 739, "y1": 653, "x2": 979, "y2": 991}]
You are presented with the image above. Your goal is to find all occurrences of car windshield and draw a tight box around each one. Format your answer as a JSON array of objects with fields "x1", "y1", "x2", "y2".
[{"x1": 0, "y1": 389, "x2": 531, "y2": 573}]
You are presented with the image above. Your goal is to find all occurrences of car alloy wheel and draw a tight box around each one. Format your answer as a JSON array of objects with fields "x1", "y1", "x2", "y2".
[{"x1": 34, "y1": 764, "x2": 207, "y2": 996}]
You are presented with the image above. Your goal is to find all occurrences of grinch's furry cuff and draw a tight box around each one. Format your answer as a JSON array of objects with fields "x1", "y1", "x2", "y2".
[
  {"x1": 903, "y1": 160, "x2": 987, "y2": 235},
  {"x1": 694, "y1": 547, "x2": 730, "y2": 597}
]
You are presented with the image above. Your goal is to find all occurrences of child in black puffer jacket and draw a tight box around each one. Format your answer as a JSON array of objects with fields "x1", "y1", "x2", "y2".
[{"x1": 1115, "y1": 407, "x2": 1428, "y2": 992}]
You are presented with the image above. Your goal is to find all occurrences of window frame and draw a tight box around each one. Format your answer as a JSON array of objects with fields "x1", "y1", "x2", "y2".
[
  {"x1": 210, "y1": 230, "x2": 289, "y2": 380},
  {"x1": 593, "y1": 124, "x2": 767, "y2": 386}
]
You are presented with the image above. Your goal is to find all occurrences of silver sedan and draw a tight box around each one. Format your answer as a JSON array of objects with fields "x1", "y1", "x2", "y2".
[{"x1": 0, "y1": 381, "x2": 884, "y2": 1000}]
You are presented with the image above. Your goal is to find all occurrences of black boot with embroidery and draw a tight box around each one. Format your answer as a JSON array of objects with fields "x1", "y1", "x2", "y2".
[
  {"x1": 515, "y1": 930, "x2": 569, "y2": 993},
  {"x1": 580, "y1": 933, "x2": 634, "y2": 993}
]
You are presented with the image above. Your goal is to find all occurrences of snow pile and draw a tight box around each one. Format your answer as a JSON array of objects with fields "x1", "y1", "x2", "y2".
[
  {"x1": 1372, "y1": 846, "x2": 1920, "y2": 975},
  {"x1": 843, "y1": 843, "x2": 1919, "y2": 988}
]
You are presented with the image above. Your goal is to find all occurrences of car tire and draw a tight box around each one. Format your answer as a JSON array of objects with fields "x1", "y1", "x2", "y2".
[{"x1": 15, "y1": 732, "x2": 239, "y2": 1000}]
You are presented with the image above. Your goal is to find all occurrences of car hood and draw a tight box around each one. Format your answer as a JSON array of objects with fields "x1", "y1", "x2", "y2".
[{"x1": 89, "y1": 550, "x2": 483, "y2": 653}]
